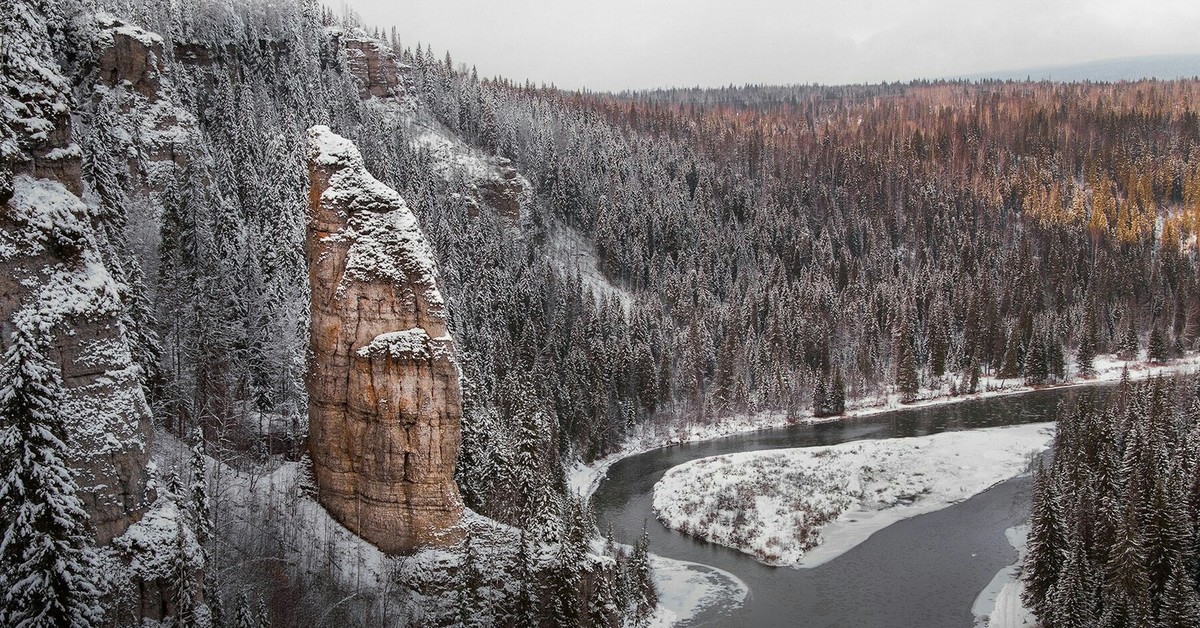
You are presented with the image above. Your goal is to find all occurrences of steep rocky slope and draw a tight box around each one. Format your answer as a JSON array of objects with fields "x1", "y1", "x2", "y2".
[
  {"x1": 1, "y1": 7, "x2": 156, "y2": 547},
  {"x1": 305, "y1": 125, "x2": 463, "y2": 554}
]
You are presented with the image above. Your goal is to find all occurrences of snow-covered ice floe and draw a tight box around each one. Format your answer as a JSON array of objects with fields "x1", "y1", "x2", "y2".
[
  {"x1": 644, "y1": 555, "x2": 748, "y2": 628},
  {"x1": 653, "y1": 423, "x2": 1055, "y2": 568}
]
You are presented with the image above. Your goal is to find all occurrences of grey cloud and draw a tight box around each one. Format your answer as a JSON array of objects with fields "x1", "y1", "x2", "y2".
[{"x1": 342, "y1": 0, "x2": 1200, "y2": 89}]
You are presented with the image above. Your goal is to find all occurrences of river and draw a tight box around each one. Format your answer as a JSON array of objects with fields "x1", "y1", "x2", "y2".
[{"x1": 591, "y1": 384, "x2": 1113, "y2": 627}]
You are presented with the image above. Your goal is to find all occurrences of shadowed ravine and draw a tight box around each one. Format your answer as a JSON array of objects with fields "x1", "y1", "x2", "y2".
[{"x1": 591, "y1": 385, "x2": 1113, "y2": 627}]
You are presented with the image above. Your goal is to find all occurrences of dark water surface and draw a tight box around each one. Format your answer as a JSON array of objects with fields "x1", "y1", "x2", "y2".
[{"x1": 592, "y1": 385, "x2": 1113, "y2": 627}]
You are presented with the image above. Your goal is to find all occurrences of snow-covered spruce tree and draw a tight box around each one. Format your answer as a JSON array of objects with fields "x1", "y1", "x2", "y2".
[
  {"x1": 1076, "y1": 302, "x2": 1098, "y2": 376},
  {"x1": 588, "y1": 558, "x2": 618, "y2": 628},
  {"x1": 893, "y1": 309, "x2": 920, "y2": 403},
  {"x1": 627, "y1": 526, "x2": 658, "y2": 626},
  {"x1": 189, "y1": 430, "x2": 212, "y2": 550},
  {"x1": 511, "y1": 529, "x2": 538, "y2": 626},
  {"x1": 1022, "y1": 462, "x2": 1068, "y2": 620},
  {"x1": 1117, "y1": 318, "x2": 1140, "y2": 361},
  {"x1": 233, "y1": 589, "x2": 254, "y2": 628},
  {"x1": 1148, "y1": 325, "x2": 1169, "y2": 364},
  {"x1": 1158, "y1": 557, "x2": 1200, "y2": 628},
  {"x1": 828, "y1": 371, "x2": 846, "y2": 415},
  {"x1": 0, "y1": 326, "x2": 102, "y2": 628},
  {"x1": 810, "y1": 377, "x2": 828, "y2": 417},
  {"x1": 456, "y1": 527, "x2": 486, "y2": 628},
  {"x1": 172, "y1": 517, "x2": 200, "y2": 627}
]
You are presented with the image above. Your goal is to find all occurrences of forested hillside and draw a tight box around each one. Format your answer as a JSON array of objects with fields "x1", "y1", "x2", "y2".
[
  {"x1": 56, "y1": 0, "x2": 1200, "y2": 513},
  {"x1": 6, "y1": 0, "x2": 1200, "y2": 624}
]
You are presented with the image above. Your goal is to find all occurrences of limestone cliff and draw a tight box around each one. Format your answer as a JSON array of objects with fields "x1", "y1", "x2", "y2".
[
  {"x1": 1, "y1": 9, "x2": 155, "y2": 544},
  {"x1": 338, "y1": 32, "x2": 405, "y2": 98},
  {"x1": 305, "y1": 125, "x2": 463, "y2": 554}
]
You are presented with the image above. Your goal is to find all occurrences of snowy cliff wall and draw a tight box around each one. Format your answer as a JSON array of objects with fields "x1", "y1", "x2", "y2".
[
  {"x1": 0, "y1": 4, "x2": 156, "y2": 545},
  {"x1": 305, "y1": 125, "x2": 464, "y2": 554}
]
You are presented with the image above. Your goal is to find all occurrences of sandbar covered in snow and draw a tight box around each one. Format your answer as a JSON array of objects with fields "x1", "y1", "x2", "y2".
[{"x1": 653, "y1": 423, "x2": 1054, "y2": 568}]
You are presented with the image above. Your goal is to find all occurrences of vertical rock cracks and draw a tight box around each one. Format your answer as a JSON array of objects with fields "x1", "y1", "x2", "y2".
[{"x1": 305, "y1": 125, "x2": 464, "y2": 554}]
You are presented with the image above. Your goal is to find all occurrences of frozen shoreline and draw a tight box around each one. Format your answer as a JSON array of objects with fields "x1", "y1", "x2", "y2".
[
  {"x1": 972, "y1": 526, "x2": 1036, "y2": 628},
  {"x1": 569, "y1": 352, "x2": 1200, "y2": 503},
  {"x1": 651, "y1": 423, "x2": 1054, "y2": 568}
]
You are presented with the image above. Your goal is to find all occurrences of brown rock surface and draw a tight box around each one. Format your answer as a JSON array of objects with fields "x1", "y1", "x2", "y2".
[
  {"x1": 478, "y1": 157, "x2": 528, "y2": 221},
  {"x1": 305, "y1": 125, "x2": 463, "y2": 554},
  {"x1": 94, "y1": 14, "x2": 165, "y2": 98},
  {"x1": 342, "y1": 36, "x2": 403, "y2": 99},
  {"x1": 0, "y1": 174, "x2": 154, "y2": 546}
]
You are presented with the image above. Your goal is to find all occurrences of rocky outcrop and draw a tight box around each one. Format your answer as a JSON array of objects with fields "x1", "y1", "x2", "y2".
[
  {"x1": 95, "y1": 14, "x2": 165, "y2": 98},
  {"x1": 305, "y1": 125, "x2": 463, "y2": 554},
  {"x1": 1, "y1": 8, "x2": 156, "y2": 545},
  {"x1": 90, "y1": 17, "x2": 203, "y2": 182},
  {"x1": 340, "y1": 34, "x2": 404, "y2": 99},
  {"x1": 1, "y1": 176, "x2": 156, "y2": 544},
  {"x1": 478, "y1": 158, "x2": 527, "y2": 221}
]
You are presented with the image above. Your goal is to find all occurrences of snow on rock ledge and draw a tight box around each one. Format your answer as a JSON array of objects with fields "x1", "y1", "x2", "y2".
[{"x1": 305, "y1": 125, "x2": 464, "y2": 555}]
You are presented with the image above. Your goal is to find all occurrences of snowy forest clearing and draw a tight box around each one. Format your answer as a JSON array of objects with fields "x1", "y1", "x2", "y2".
[
  {"x1": 651, "y1": 423, "x2": 1054, "y2": 568},
  {"x1": 972, "y1": 526, "x2": 1036, "y2": 628}
]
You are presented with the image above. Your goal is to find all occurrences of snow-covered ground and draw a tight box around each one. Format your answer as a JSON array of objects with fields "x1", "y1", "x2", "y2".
[
  {"x1": 544, "y1": 221, "x2": 635, "y2": 313},
  {"x1": 652, "y1": 423, "x2": 1054, "y2": 568},
  {"x1": 972, "y1": 526, "x2": 1036, "y2": 628}
]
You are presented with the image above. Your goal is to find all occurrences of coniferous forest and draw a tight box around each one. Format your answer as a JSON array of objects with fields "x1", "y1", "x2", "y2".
[
  {"x1": 1024, "y1": 376, "x2": 1200, "y2": 628},
  {"x1": 4, "y1": 0, "x2": 1200, "y2": 625}
]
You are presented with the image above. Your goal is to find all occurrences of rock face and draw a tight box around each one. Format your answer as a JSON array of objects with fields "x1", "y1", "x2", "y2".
[
  {"x1": 90, "y1": 17, "x2": 203, "y2": 181},
  {"x1": 95, "y1": 14, "x2": 165, "y2": 99},
  {"x1": 0, "y1": 8, "x2": 155, "y2": 545},
  {"x1": 340, "y1": 35, "x2": 404, "y2": 99},
  {"x1": 305, "y1": 125, "x2": 463, "y2": 554},
  {"x1": 478, "y1": 158, "x2": 527, "y2": 221},
  {"x1": 1, "y1": 176, "x2": 156, "y2": 544}
]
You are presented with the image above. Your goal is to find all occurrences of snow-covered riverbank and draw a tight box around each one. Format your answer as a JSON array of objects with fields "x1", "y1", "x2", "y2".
[
  {"x1": 651, "y1": 423, "x2": 1054, "y2": 568},
  {"x1": 972, "y1": 526, "x2": 1036, "y2": 628},
  {"x1": 570, "y1": 353, "x2": 1200, "y2": 503}
]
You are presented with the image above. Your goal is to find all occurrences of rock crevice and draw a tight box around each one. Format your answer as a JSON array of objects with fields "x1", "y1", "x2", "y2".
[{"x1": 305, "y1": 125, "x2": 463, "y2": 554}]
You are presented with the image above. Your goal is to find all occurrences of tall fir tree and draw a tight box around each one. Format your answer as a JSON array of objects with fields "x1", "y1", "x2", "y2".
[
  {"x1": 1023, "y1": 463, "x2": 1069, "y2": 619},
  {"x1": 0, "y1": 327, "x2": 101, "y2": 628}
]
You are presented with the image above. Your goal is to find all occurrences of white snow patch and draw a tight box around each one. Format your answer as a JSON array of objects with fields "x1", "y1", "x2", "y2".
[
  {"x1": 545, "y1": 221, "x2": 633, "y2": 313},
  {"x1": 93, "y1": 13, "x2": 165, "y2": 47},
  {"x1": 648, "y1": 555, "x2": 748, "y2": 627},
  {"x1": 652, "y1": 423, "x2": 1054, "y2": 568},
  {"x1": 357, "y1": 328, "x2": 431, "y2": 359},
  {"x1": 112, "y1": 496, "x2": 203, "y2": 582},
  {"x1": 973, "y1": 526, "x2": 1036, "y2": 628}
]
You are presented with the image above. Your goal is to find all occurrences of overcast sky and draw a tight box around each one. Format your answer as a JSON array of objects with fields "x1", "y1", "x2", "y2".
[{"x1": 339, "y1": 0, "x2": 1200, "y2": 91}]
